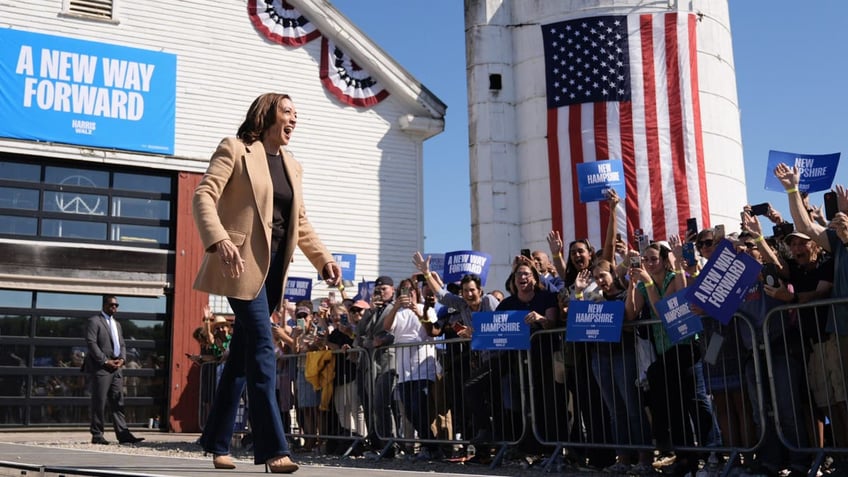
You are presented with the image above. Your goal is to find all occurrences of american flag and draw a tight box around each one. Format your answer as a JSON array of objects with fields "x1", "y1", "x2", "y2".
[{"x1": 542, "y1": 13, "x2": 709, "y2": 247}]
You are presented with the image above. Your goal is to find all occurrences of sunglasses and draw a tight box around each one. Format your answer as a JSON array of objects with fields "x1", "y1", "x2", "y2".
[{"x1": 696, "y1": 239, "x2": 714, "y2": 249}]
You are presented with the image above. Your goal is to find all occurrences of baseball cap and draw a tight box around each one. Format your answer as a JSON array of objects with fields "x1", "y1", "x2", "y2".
[
  {"x1": 375, "y1": 275, "x2": 394, "y2": 287},
  {"x1": 350, "y1": 299, "x2": 370, "y2": 312},
  {"x1": 295, "y1": 306, "x2": 312, "y2": 317},
  {"x1": 784, "y1": 231, "x2": 811, "y2": 243}
]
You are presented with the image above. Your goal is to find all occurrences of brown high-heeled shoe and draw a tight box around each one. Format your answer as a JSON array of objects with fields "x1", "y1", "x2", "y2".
[
  {"x1": 212, "y1": 454, "x2": 236, "y2": 469},
  {"x1": 265, "y1": 455, "x2": 298, "y2": 473}
]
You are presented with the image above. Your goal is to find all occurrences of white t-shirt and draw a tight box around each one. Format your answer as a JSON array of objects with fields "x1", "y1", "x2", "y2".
[{"x1": 389, "y1": 304, "x2": 442, "y2": 383}]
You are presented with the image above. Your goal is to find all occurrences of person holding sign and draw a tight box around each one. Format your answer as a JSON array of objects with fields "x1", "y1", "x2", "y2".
[
  {"x1": 574, "y1": 261, "x2": 653, "y2": 475},
  {"x1": 624, "y1": 241, "x2": 714, "y2": 475},
  {"x1": 412, "y1": 252, "x2": 499, "y2": 444},
  {"x1": 491, "y1": 258, "x2": 558, "y2": 454},
  {"x1": 193, "y1": 93, "x2": 341, "y2": 473}
]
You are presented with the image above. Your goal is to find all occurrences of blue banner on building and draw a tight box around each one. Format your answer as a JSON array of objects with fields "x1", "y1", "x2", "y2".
[
  {"x1": 764, "y1": 150, "x2": 840, "y2": 193},
  {"x1": 576, "y1": 159, "x2": 626, "y2": 203},
  {"x1": 0, "y1": 29, "x2": 176, "y2": 154},
  {"x1": 686, "y1": 240, "x2": 762, "y2": 324},
  {"x1": 471, "y1": 311, "x2": 530, "y2": 351},
  {"x1": 655, "y1": 289, "x2": 702, "y2": 344},
  {"x1": 284, "y1": 277, "x2": 312, "y2": 302},
  {"x1": 443, "y1": 250, "x2": 492, "y2": 286},
  {"x1": 565, "y1": 300, "x2": 625, "y2": 342}
]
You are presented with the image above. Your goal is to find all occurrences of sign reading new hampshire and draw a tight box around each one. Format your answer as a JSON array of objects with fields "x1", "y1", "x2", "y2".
[
  {"x1": 576, "y1": 159, "x2": 626, "y2": 203},
  {"x1": 0, "y1": 29, "x2": 176, "y2": 154},
  {"x1": 471, "y1": 311, "x2": 529, "y2": 351}
]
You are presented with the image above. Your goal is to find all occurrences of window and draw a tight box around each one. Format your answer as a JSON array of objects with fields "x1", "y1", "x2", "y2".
[
  {"x1": 0, "y1": 159, "x2": 174, "y2": 248},
  {"x1": 65, "y1": 0, "x2": 114, "y2": 20},
  {"x1": 0, "y1": 290, "x2": 168, "y2": 426}
]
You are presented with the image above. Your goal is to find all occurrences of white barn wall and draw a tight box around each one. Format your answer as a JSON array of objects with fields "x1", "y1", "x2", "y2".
[{"x1": 0, "y1": 0, "x2": 436, "y2": 288}]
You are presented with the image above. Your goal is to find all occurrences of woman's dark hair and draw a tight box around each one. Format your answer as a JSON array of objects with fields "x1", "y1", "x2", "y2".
[
  {"x1": 645, "y1": 242, "x2": 672, "y2": 271},
  {"x1": 236, "y1": 93, "x2": 292, "y2": 144},
  {"x1": 592, "y1": 259, "x2": 626, "y2": 292},
  {"x1": 395, "y1": 278, "x2": 418, "y2": 300},
  {"x1": 564, "y1": 239, "x2": 596, "y2": 287},
  {"x1": 511, "y1": 261, "x2": 545, "y2": 292}
]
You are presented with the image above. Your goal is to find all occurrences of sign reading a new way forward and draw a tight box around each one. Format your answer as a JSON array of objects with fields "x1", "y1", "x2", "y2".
[{"x1": 0, "y1": 29, "x2": 176, "y2": 154}]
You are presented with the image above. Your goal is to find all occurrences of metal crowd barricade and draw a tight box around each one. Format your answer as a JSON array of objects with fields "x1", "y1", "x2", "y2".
[
  {"x1": 357, "y1": 336, "x2": 526, "y2": 467},
  {"x1": 762, "y1": 297, "x2": 848, "y2": 474},
  {"x1": 276, "y1": 347, "x2": 369, "y2": 457},
  {"x1": 197, "y1": 360, "x2": 251, "y2": 444},
  {"x1": 527, "y1": 315, "x2": 766, "y2": 475},
  {"x1": 198, "y1": 360, "x2": 217, "y2": 431}
]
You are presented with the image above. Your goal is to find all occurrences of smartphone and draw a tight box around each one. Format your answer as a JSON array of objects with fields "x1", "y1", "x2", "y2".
[
  {"x1": 296, "y1": 318, "x2": 306, "y2": 329},
  {"x1": 637, "y1": 234, "x2": 650, "y2": 255},
  {"x1": 682, "y1": 242, "x2": 696, "y2": 266},
  {"x1": 415, "y1": 273, "x2": 426, "y2": 283},
  {"x1": 825, "y1": 191, "x2": 839, "y2": 221},
  {"x1": 685, "y1": 217, "x2": 698, "y2": 240},
  {"x1": 452, "y1": 321, "x2": 467, "y2": 333},
  {"x1": 762, "y1": 262, "x2": 780, "y2": 287},
  {"x1": 520, "y1": 248, "x2": 531, "y2": 259},
  {"x1": 340, "y1": 313, "x2": 349, "y2": 326},
  {"x1": 629, "y1": 255, "x2": 642, "y2": 268},
  {"x1": 399, "y1": 286, "x2": 411, "y2": 298},
  {"x1": 750, "y1": 202, "x2": 770, "y2": 216},
  {"x1": 714, "y1": 224, "x2": 725, "y2": 241}
]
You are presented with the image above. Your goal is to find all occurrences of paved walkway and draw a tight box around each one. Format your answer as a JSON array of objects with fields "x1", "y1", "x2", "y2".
[{"x1": 0, "y1": 431, "x2": 492, "y2": 477}]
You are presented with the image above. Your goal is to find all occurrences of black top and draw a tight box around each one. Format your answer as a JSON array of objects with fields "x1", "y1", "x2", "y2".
[
  {"x1": 266, "y1": 153, "x2": 293, "y2": 253},
  {"x1": 788, "y1": 255, "x2": 834, "y2": 343}
]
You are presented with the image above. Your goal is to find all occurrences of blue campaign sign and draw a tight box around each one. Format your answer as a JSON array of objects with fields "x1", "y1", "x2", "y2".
[
  {"x1": 284, "y1": 277, "x2": 312, "y2": 302},
  {"x1": 576, "y1": 159, "x2": 626, "y2": 203},
  {"x1": 425, "y1": 253, "x2": 445, "y2": 281},
  {"x1": 655, "y1": 289, "x2": 703, "y2": 344},
  {"x1": 356, "y1": 280, "x2": 375, "y2": 303},
  {"x1": 443, "y1": 250, "x2": 492, "y2": 286},
  {"x1": 685, "y1": 240, "x2": 762, "y2": 324},
  {"x1": 318, "y1": 253, "x2": 356, "y2": 281},
  {"x1": 471, "y1": 311, "x2": 530, "y2": 350},
  {"x1": 565, "y1": 300, "x2": 625, "y2": 342},
  {"x1": 0, "y1": 29, "x2": 176, "y2": 154},
  {"x1": 764, "y1": 150, "x2": 840, "y2": 193}
]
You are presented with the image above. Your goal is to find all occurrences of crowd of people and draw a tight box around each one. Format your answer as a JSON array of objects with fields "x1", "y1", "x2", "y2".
[
  {"x1": 186, "y1": 93, "x2": 848, "y2": 476},
  {"x1": 190, "y1": 164, "x2": 848, "y2": 477}
]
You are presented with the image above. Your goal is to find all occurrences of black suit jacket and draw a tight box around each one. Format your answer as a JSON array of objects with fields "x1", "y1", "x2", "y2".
[{"x1": 82, "y1": 312, "x2": 126, "y2": 374}]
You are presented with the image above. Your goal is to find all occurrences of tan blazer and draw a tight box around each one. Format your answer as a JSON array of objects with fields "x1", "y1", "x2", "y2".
[{"x1": 192, "y1": 137, "x2": 333, "y2": 303}]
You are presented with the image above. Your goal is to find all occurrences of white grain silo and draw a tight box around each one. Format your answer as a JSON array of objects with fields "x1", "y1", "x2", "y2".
[{"x1": 466, "y1": 0, "x2": 744, "y2": 288}]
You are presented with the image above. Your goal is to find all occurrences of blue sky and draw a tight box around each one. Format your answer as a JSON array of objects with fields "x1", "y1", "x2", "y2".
[{"x1": 331, "y1": 0, "x2": 848, "y2": 253}]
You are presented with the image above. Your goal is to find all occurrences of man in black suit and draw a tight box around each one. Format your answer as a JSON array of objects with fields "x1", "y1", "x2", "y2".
[{"x1": 82, "y1": 295, "x2": 144, "y2": 445}]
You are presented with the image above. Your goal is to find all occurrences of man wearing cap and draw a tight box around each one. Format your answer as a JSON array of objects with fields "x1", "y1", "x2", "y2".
[{"x1": 353, "y1": 276, "x2": 398, "y2": 457}]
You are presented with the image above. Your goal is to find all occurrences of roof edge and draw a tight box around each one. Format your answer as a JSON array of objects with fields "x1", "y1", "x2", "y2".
[{"x1": 292, "y1": 0, "x2": 448, "y2": 119}]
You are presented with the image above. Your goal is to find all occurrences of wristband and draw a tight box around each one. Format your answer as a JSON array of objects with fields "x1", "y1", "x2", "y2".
[
  {"x1": 755, "y1": 235, "x2": 765, "y2": 242},
  {"x1": 785, "y1": 187, "x2": 798, "y2": 194},
  {"x1": 644, "y1": 281, "x2": 655, "y2": 288},
  {"x1": 338, "y1": 284, "x2": 345, "y2": 292},
  {"x1": 557, "y1": 252, "x2": 564, "y2": 260},
  {"x1": 575, "y1": 292, "x2": 584, "y2": 300}
]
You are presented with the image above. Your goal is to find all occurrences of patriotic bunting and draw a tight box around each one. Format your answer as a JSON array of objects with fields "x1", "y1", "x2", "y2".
[
  {"x1": 248, "y1": 0, "x2": 320, "y2": 46},
  {"x1": 320, "y1": 37, "x2": 390, "y2": 108}
]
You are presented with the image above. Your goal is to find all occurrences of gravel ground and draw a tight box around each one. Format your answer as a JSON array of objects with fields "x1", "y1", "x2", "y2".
[{"x1": 6, "y1": 431, "x2": 603, "y2": 477}]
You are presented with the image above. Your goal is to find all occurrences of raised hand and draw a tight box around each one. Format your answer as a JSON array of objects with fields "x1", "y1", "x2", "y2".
[
  {"x1": 773, "y1": 163, "x2": 800, "y2": 190},
  {"x1": 547, "y1": 230, "x2": 563, "y2": 257}
]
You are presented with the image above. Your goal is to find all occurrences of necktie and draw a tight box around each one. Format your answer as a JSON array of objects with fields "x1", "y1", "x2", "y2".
[{"x1": 107, "y1": 315, "x2": 121, "y2": 358}]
